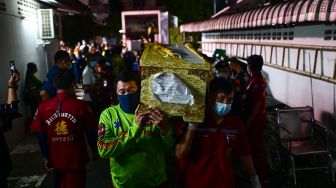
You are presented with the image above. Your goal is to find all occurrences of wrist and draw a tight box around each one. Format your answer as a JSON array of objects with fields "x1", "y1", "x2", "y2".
[{"x1": 8, "y1": 85, "x2": 18, "y2": 90}]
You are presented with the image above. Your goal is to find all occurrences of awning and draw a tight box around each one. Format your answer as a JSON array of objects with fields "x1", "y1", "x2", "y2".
[
  {"x1": 37, "y1": 0, "x2": 91, "y2": 14},
  {"x1": 180, "y1": 0, "x2": 336, "y2": 33}
]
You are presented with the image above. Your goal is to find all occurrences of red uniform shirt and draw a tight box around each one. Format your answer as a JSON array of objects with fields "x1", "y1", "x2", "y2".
[
  {"x1": 178, "y1": 113, "x2": 251, "y2": 188},
  {"x1": 244, "y1": 72, "x2": 267, "y2": 129},
  {"x1": 31, "y1": 92, "x2": 96, "y2": 170}
]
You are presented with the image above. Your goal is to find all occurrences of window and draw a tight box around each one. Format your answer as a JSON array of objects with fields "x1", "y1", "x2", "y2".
[
  {"x1": 230, "y1": 33, "x2": 234, "y2": 39},
  {"x1": 289, "y1": 31, "x2": 294, "y2": 40},
  {"x1": 0, "y1": 2, "x2": 6, "y2": 12},
  {"x1": 283, "y1": 32, "x2": 288, "y2": 40},
  {"x1": 267, "y1": 32, "x2": 271, "y2": 40},
  {"x1": 277, "y1": 32, "x2": 281, "y2": 40},
  {"x1": 324, "y1": 30, "x2": 332, "y2": 40}
]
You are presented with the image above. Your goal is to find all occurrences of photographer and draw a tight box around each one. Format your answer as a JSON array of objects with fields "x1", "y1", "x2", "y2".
[{"x1": 0, "y1": 71, "x2": 21, "y2": 188}]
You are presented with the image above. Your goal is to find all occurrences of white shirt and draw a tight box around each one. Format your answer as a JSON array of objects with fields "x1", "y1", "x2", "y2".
[{"x1": 82, "y1": 66, "x2": 97, "y2": 101}]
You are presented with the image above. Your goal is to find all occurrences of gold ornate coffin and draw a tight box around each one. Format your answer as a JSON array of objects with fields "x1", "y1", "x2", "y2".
[{"x1": 139, "y1": 43, "x2": 211, "y2": 122}]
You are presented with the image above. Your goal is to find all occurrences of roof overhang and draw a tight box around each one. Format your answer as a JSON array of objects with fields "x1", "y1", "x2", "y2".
[
  {"x1": 36, "y1": 0, "x2": 90, "y2": 15},
  {"x1": 181, "y1": 0, "x2": 336, "y2": 33},
  {"x1": 212, "y1": 0, "x2": 261, "y2": 18}
]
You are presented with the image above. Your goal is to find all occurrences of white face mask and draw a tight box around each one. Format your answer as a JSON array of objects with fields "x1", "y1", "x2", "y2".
[{"x1": 216, "y1": 72, "x2": 229, "y2": 78}]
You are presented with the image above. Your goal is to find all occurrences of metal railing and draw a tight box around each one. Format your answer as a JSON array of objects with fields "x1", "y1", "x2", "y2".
[{"x1": 199, "y1": 41, "x2": 336, "y2": 84}]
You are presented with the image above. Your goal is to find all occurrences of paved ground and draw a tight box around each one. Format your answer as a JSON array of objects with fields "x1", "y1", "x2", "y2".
[
  {"x1": 7, "y1": 133, "x2": 112, "y2": 188},
  {"x1": 7, "y1": 85, "x2": 112, "y2": 188},
  {"x1": 6, "y1": 87, "x2": 335, "y2": 188},
  {"x1": 7, "y1": 134, "x2": 335, "y2": 188}
]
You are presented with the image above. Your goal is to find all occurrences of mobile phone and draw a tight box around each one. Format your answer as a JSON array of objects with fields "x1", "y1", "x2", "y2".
[{"x1": 10, "y1": 60, "x2": 16, "y2": 75}]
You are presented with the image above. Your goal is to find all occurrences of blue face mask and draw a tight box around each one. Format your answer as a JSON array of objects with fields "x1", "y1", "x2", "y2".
[
  {"x1": 214, "y1": 102, "x2": 232, "y2": 117},
  {"x1": 117, "y1": 91, "x2": 140, "y2": 114},
  {"x1": 89, "y1": 61, "x2": 97, "y2": 68}
]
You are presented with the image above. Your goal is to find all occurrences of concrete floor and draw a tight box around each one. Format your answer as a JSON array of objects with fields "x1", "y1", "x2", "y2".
[
  {"x1": 7, "y1": 133, "x2": 112, "y2": 188},
  {"x1": 6, "y1": 89, "x2": 335, "y2": 188}
]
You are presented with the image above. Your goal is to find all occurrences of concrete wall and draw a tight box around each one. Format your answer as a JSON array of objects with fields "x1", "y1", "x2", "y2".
[
  {"x1": 200, "y1": 24, "x2": 336, "y2": 136},
  {"x1": 0, "y1": 0, "x2": 58, "y2": 149}
]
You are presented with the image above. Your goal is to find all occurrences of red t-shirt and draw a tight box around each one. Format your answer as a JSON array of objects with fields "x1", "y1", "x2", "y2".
[
  {"x1": 178, "y1": 113, "x2": 251, "y2": 188},
  {"x1": 31, "y1": 92, "x2": 96, "y2": 170},
  {"x1": 244, "y1": 72, "x2": 267, "y2": 129}
]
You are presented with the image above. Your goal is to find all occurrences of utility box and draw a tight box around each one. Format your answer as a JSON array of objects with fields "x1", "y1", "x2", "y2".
[{"x1": 140, "y1": 43, "x2": 211, "y2": 122}]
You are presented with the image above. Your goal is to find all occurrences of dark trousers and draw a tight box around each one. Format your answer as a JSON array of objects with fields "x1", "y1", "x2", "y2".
[
  {"x1": 0, "y1": 176, "x2": 8, "y2": 188},
  {"x1": 247, "y1": 127, "x2": 269, "y2": 183},
  {"x1": 54, "y1": 169, "x2": 86, "y2": 188}
]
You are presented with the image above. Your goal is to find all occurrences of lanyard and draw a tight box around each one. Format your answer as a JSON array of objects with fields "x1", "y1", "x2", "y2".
[{"x1": 56, "y1": 96, "x2": 69, "y2": 114}]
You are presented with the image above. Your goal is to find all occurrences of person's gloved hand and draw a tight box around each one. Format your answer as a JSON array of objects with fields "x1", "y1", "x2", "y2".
[
  {"x1": 250, "y1": 175, "x2": 262, "y2": 188},
  {"x1": 187, "y1": 122, "x2": 199, "y2": 130}
]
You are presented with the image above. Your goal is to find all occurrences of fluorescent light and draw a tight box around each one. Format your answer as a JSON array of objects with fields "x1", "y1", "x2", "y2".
[{"x1": 39, "y1": 0, "x2": 58, "y2": 3}]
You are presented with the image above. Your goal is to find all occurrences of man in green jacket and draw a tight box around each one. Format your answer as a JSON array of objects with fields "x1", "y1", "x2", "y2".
[{"x1": 97, "y1": 71, "x2": 174, "y2": 188}]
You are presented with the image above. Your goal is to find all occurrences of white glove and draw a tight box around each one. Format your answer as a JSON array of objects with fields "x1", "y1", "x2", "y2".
[
  {"x1": 250, "y1": 175, "x2": 262, "y2": 188},
  {"x1": 187, "y1": 122, "x2": 199, "y2": 130}
]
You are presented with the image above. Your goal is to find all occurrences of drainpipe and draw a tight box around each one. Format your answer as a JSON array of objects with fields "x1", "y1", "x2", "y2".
[
  {"x1": 213, "y1": 0, "x2": 217, "y2": 14},
  {"x1": 182, "y1": 32, "x2": 186, "y2": 44}
]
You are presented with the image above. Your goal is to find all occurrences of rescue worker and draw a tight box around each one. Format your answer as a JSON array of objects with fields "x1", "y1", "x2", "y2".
[
  {"x1": 40, "y1": 50, "x2": 71, "y2": 101},
  {"x1": 229, "y1": 57, "x2": 249, "y2": 118},
  {"x1": 82, "y1": 54, "x2": 99, "y2": 116},
  {"x1": 175, "y1": 77, "x2": 261, "y2": 188},
  {"x1": 97, "y1": 71, "x2": 174, "y2": 188},
  {"x1": 213, "y1": 60, "x2": 231, "y2": 78},
  {"x1": 0, "y1": 71, "x2": 21, "y2": 188},
  {"x1": 243, "y1": 54, "x2": 269, "y2": 184},
  {"x1": 31, "y1": 70, "x2": 97, "y2": 188}
]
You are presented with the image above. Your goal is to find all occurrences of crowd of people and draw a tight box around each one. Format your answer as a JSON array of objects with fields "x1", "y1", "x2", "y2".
[{"x1": 1, "y1": 38, "x2": 270, "y2": 188}]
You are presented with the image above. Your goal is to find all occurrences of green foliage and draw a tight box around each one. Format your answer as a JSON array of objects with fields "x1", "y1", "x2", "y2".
[
  {"x1": 62, "y1": 15, "x2": 97, "y2": 45},
  {"x1": 105, "y1": 12, "x2": 122, "y2": 36},
  {"x1": 62, "y1": 14, "x2": 117, "y2": 46},
  {"x1": 169, "y1": 28, "x2": 183, "y2": 45},
  {"x1": 166, "y1": 0, "x2": 212, "y2": 24}
]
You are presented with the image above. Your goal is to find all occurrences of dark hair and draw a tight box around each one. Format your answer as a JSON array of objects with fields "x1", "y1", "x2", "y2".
[
  {"x1": 54, "y1": 50, "x2": 70, "y2": 64},
  {"x1": 209, "y1": 77, "x2": 234, "y2": 95},
  {"x1": 53, "y1": 70, "x2": 75, "y2": 90},
  {"x1": 247, "y1": 55, "x2": 263, "y2": 72},
  {"x1": 214, "y1": 60, "x2": 230, "y2": 69},
  {"x1": 229, "y1": 57, "x2": 242, "y2": 66},
  {"x1": 27, "y1": 62, "x2": 37, "y2": 74},
  {"x1": 115, "y1": 70, "x2": 139, "y2": 85}
]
